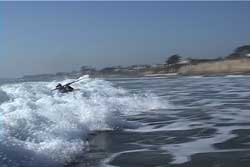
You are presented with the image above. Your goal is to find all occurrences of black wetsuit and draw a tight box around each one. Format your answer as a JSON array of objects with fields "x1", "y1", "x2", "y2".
[{"x1": 58, "y1": 85, "x2": 74, "y2": 93}]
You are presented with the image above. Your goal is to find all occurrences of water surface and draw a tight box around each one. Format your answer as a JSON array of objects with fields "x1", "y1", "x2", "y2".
[{"x1": 0, "y1": 75, "x2": 249, "y2": 167}]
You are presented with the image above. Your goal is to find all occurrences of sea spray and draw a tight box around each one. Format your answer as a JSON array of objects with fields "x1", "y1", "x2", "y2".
[{"x1": 0, "y1": 76, "x2": 166, "y2": 166}]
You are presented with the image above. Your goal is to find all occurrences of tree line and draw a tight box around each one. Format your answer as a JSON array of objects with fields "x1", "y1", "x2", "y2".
[{"x1": 166, "y1": 45, "x2": 250, "y2": 66}]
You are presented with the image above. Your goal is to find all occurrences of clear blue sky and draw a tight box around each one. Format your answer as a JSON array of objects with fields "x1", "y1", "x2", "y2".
[{"x1": 1, "y1": 1, "x2": 250, "y2": 78}]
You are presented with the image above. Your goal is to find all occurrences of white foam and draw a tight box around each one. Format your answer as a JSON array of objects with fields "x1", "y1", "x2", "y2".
[
  {"x1": 162, "y1": 126, "x2": 250, "y2": 164},
  {"x1": 125, "y1": 119, "x2": 204, "y2": 133},
  {"x1": 0, "y1": 76, "x2": 167, "y2": 166},
  {"x1": 224, "y1": 75, "x2": 247, "y2": 78},
  {"x1": 186, "y1": 76, "x2": 204, "y2": 79}
]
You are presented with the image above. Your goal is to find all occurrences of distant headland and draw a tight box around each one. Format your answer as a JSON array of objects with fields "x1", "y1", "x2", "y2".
[{"x1": 22, "y1": 45, "x2": 250, "y2": 80}]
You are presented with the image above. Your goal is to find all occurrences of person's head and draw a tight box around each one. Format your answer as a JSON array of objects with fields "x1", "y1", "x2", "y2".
[{"x1": 56, "y1": 83, "x2": 63, "y2": 89}]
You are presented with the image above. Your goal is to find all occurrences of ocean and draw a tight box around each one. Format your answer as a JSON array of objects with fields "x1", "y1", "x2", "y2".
[{"x1": 0, "y1": 75, "x2": 249, "y2": 167}]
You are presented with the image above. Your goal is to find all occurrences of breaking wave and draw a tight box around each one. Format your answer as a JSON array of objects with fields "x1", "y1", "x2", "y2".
[{"x1": 0, "y1": 76, "x2": 166, "y2": 167}]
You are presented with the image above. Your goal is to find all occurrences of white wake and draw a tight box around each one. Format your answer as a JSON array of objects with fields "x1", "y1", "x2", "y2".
[{"x1": 0, "y1": 76, "x2": 166, "y2": 166}]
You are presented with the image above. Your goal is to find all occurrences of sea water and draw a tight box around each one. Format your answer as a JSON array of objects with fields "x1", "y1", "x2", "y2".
[{"x1": 0, "y1": 75, "x2": 249, "y2": 167}]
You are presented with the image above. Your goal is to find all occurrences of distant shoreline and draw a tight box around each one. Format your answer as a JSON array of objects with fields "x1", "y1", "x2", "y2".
[
  {"x1": 20, "y1": 58, "x2": 250, "y2": 80},
  {"x1": 178, "y1": 58, "x2": 250, "y2": 76}
]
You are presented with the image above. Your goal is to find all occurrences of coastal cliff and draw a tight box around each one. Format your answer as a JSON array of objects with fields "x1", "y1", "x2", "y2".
[{"x1": 178, "y1": 58, "x2": 250, "y2": 75}]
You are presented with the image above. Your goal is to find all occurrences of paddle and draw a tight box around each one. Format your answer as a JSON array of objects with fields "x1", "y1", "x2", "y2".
[{"x1": 52, "y1": 75, "x2": 89, "y2": 91}]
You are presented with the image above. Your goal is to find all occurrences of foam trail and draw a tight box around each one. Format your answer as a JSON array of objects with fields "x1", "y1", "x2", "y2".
[{"x1": 0, "y1": 76, "x2": 166, "y2": 166}]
